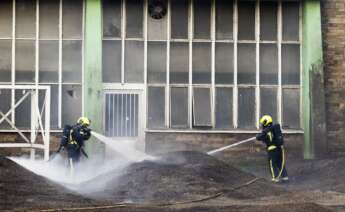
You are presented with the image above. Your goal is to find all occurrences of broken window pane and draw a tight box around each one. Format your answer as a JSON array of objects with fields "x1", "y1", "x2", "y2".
[
  {"x1": 260, "y1": 1, "x2": 277, "y2": 41},
  {"x1": 0, "y1": 89, "x2": 12, "y2": 129},
  {"x1": 215, "y1": 42, "x2": 234, "y2": 84},
  {"x1": 63, "y1": 0, "x2": 83, "y2": 39},
  {"x1": 103, "y1": 0, "x2": 122, "y2": 38},
  {"x1": 102, "y1": 40, "x2": 122, "y2": 83},
  {"x1": 39, "y1": 41, "x2": 59, "y2": 82},
  {"x1": 171, "y1": 0, "x2": 188, "y2": 39},
  {"x1": 0, "y1": 0, "x2": 12, "y2": 38},
  {"x1": 125, "y1": 41, "x2": 144, "y2": 83},
  {"x1": 126, "y1": 0, "x2": 143, "y2": 38},
  {"x1": 193, "y1": 87, "x2": 211, "y2": 127},
  {"x1": 62, "y1": 40, "x2": 82, "y2": 83},
  {"x1": 216, "y1": 87, "x2": 233, "y2": 129},
  {"x1": 238, "y1": 43, "x2": 256, "y2": 84},
  {"x1": 0, "y1": 40, "x2": 12, "y2": 82},
  {"x1": 282, "y1": 2, "x2": 299, "y2": 41},
  {"x1": 193, "y1": 0, "x2": 211, "y2": 39},
  {"x1": 260, "y1": 87, "x2": 277, "y2": 123},
  {"x1": 16, "y1": 40, "x2": 35, "y2": 83},
  {"x1": 238, "y1": 1, "x2": 255, "y2": 40},
  {"x1": 147, "y1": 1, "x2": 168, "y2": 40},
  {"x1": 15, "y1": 90, "x2": 31, "y2": 128},
  {"x1": 282, "y1": 88, "x2": 300, "y2": 129},
  {"x1": 282, "y1": 44, "x2": 300, "y2": 85},
  {"x1": 148, "y1": 87, "x2": 165, "y2": 129},
  {"x1": 148, "y1": 42, "x2": 166, "y2": 83},
  {"x1": 193, "y1": 42, "x2": 211, "y2": 84},
  {"x1": 39, "y1": 0, "x2": 59, "y2": 39},
  {"x1": 170, "y1": 42, "x2": 189, "y2": 84},
  {"x1": 238, "y1": 88, "x2": 255, "y2": 129},
  {"x1": 16, "y1": 0, "x2": 36, "y2": 38},
  {"x1": 171, "y1": 87, "x2": 189, "y2": 128},
  {"x1": 62, "y1": 85, "x2": 82, "y2": 126},
  {"x1": 216, "y1": 0, "x2": 233, "y2": 40},
  {"x1": 260, "y1": 43, "x2": 278, "y2": 84}
]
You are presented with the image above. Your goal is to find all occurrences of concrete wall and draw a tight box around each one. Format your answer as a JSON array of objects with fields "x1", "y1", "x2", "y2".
[{"x1": 321, "y1": 0, "x2": 345, "y2": 155}]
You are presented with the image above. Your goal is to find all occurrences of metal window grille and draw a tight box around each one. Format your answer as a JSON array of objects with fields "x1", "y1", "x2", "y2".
[{"x1": 104, "y1": 93, "x2": 139, "y2": 137}]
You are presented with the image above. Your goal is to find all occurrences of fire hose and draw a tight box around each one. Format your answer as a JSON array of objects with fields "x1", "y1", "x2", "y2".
[
  {"x1": 207, "y1": 137, "x2": 256, "y2": 155},
  {"x1": 31, "y1": 178, "x2": 261, "y2": 212}
]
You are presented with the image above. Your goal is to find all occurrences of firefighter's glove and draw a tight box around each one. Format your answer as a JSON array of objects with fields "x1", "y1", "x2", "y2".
[
  {"x1": 256, "y1": 131, "x2": 266, "y2": 141},
  {"x1": 82, "y1": 128, "x2": 91, "y2": 140}
]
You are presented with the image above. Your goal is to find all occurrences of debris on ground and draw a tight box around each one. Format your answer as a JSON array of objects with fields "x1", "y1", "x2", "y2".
[
  {"x1": 0, "y1": 151, "x2": 339, "y2": 211},
  {"x1": 80, "y1": 151, "x2": 284, "y2": 203},
  {"x1": 0, "y1": 156, "x2": 102, "y2": 210}
]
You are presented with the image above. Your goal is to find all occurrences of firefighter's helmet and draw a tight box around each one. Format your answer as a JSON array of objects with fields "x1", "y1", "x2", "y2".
[
  {"x1": 77, "y1": 117, "x2": 91, "y2": 127},
  {"x1": 259, "y1": 115, "x2": 273, "y2": 127}
]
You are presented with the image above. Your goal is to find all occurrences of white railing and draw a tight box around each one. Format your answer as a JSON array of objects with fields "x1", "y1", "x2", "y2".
[{"x1": 0, "y1": 85, "x2": 50, "y2": 161}]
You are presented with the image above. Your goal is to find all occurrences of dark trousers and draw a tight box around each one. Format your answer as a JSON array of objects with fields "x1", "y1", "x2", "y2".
[
  {"x1": 67, "y1": 145, "x2": 81, "y2": 163},
  {"x1": 268, "y1": 147, "x2": 288, "y2": 180}
]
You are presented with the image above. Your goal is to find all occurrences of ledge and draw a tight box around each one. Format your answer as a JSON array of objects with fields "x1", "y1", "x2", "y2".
[{"x1": 145, "y1": 129, "x2": 304, "y2": 134}]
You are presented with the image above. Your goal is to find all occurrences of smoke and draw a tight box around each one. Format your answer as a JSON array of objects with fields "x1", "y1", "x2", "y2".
[
  {"x1": 9, "y1": 132, "x2": 155, "y2": 194},
  {"x1": 9, "y1": 154, "x2": 129, "y2": 190}
]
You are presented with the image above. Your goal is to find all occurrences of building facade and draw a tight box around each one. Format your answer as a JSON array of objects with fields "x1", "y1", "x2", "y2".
[
  {"x1": 0, "y1": 0, "x2": 331, "y2": 158},
  {"x1": 321, "y1": 0, "x2": 345, "y2": 155}
]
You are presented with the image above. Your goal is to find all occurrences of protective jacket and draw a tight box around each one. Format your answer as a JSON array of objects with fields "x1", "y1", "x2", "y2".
[
  {"x1": 256, "y1": 124, "x2": 283, "y2": 151},
  {"x1": 58, "y1": 125, "x2": 72, "y2": 151},
  {"x1": 59, "y1": 124, "x2": 91, "y2": 162},
  {"x1": 68, "y1": 124, "x2": 91, "y2": 148}
]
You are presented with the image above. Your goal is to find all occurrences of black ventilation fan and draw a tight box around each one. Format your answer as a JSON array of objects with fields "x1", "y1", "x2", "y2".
[{"x1": 148, "y1": 0, "x2": 167, "y2": 20}]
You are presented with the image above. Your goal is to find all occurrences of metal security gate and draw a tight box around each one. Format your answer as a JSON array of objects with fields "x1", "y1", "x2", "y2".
[{"x1": 104, "y1": 92, "x2": 139, "y2": 138}]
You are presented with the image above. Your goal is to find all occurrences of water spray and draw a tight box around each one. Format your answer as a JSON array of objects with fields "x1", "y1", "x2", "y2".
[
  {"x1": 7, "y1": 132, "x2": 155, "y2": 190},
  {"x1": 207, "y1": 137, "x2": 256, "y2": 155},
  {"x1": 91, "y1": 131, "x2": 155, "y2": 162}
]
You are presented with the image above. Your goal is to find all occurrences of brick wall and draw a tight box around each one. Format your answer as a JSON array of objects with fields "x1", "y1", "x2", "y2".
[
  {"x1": 0, "y1": 132, "x2": 61, "y2": 157},
  {"x1": 321, "y1": 0, "x2": 345, "y2": 154},
  {"x1": 146, "y1": 132, "x2": 303, "y2": 160}
]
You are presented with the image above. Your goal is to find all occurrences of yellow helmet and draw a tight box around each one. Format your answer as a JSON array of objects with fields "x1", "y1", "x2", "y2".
[
  {"x1": 259, "y1": 115, "x2": 273, "y2": 127},
  {"x1": 77, "y1": 117, "x2": 91, "y2": 127}
]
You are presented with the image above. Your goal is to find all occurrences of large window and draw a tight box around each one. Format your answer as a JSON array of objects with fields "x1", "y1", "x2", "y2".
[
  {"x1": 102, "y1": 0, "x2": 301, "y2": 131},
  {"x1": 0, "y1": 0, "x2": 84, "y2": 129},
  {"x1": 102, "y1": 0, "x2": 144, "y2": 84}
]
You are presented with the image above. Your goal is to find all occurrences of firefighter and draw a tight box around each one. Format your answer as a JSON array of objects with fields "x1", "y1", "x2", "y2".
[
  {"x1": 256, "y1": 115, "x2": 288, "y2": 183},
  {"x1": 67, "y1": 117, "x2": 92, "y2": 163},
  {"x1": 57, "y1": 117, "x2": 92, "y2": 163}
]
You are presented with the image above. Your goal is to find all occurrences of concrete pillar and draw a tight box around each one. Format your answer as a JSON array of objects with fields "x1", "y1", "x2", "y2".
[
  {"x1": 84, "y1": 0, "x2": 105, "y2": 157},
  {"x1": 302, "y1": 0, "x2": 327, "y2": 159}
]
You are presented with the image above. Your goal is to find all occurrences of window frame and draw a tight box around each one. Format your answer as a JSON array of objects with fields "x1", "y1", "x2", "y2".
[
  {"x1": 101, "y1": 0, "x2": 303, "y2": 133},
  {"x1": 0, "y1": 0, "x2": 85, "y2": 131},
  {"x1": 144, "y1": 0, "x2": 302, "y2": 132}
]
